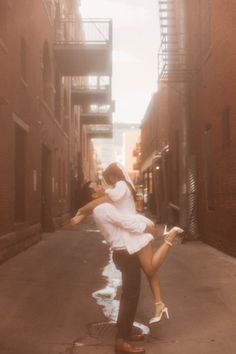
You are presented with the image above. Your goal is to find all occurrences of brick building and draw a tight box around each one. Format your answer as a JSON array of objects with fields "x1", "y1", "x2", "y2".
[
  {"x1": 140, "y1": 86, "x2": 169, "y2": 218},
  {"x1": 187, "y1": 0, "x2": 236, "y2": 255},
  {"x1": 0, "y1": 0, "x2": 113, "y2": 263},
  {"x1": 141, "y1": 0, "x2": 236, "y2": 256}
]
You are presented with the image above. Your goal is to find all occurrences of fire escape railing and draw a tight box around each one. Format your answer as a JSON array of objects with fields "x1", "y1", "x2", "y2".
[
  {"x1": 158, "y1": 0, "x2": 188, "y2": 82},
  {"x1": 80, "y1": 104, "x2": 112, "y2": 114},
  {"x1": 55, "y1": 18, "x2": 112, "y2": 46},
  {"x1": 72, "y1": 76, "x2": 111, "y2": 91}
]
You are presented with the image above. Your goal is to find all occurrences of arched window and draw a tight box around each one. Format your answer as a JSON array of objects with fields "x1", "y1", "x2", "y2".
[{"x1": 42, "y1": 41, "x2": 51, "y2": 105}]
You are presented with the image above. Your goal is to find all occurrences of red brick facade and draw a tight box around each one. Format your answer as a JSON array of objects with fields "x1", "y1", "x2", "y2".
[
  {"x1": 188, "y1": 0, "x2": 236, "y2": 255},
  {"x1": 0, "y1": 1, "x2": 81, "y2": 262},
  {"x1": 141, "y1": 0, "x2": 236, "y2": 256},
  {"x1": 141, "y1": 86, "x2": 169, "y2": 218}
]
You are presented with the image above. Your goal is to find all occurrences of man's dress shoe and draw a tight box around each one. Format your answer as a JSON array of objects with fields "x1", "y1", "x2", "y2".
[
  {"x1": 129, "y1": 334, "x2": 145, "y2": 341},
  {"x1": 115, "y1": 341, "x2": 145, "y2": 354}
]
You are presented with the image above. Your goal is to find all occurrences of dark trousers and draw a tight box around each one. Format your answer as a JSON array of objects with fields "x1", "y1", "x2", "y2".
[{"x1": 112, "y1": 251, "x2": 141, "y2": 341}]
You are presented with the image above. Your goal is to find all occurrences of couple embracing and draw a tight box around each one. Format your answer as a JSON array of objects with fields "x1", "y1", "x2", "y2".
[{"x1": 71, "y1": 162, "x2": 183, "y2": 354}]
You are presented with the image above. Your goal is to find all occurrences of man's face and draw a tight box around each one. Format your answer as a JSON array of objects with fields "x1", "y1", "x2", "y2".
[{"x1": 89, "y1": 182, "x2": 103, "y2": 199}]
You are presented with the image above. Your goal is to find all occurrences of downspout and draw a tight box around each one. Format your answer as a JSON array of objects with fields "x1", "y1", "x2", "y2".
[{"x1": 176, "y1": 0, "x2": 189, "y2": 232}]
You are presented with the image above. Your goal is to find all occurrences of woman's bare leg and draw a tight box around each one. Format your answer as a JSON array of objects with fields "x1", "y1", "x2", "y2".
[
  {"x1": 138, "y1": 243, "x2": 165, "y2": 316},
  {"x1": 151, "y1": 228, "x2": 179, "y2": 269},
  {"x1": 138, "y1": 229, "x2": 180, "y2": 315}
]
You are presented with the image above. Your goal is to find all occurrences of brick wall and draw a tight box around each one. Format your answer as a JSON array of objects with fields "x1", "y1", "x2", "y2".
[
  {"x1": 141, "y1": 0, "x2": 236, "y2": 255},
  {"x1": 0, "y1": 0, "x2": 79, "y2": 262},
  {"x1": 194, "y1": 1, "x2": 236, "y2": 255}
]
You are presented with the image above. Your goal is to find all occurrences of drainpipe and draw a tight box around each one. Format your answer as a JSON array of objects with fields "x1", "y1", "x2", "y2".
[
  {"x1": 178, "y1": 0, "x2": 199, "y2": 240},
  {"x1": 177, "y1": 0, "x2": 189, "y2": 232},
  {"x1": 68, "y1": 76, "x2": 73, "y2": 212}
]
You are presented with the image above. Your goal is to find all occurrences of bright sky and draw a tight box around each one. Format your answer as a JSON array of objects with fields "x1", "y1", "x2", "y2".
[{"x1": 80, "y1": 0, "x2": 160, "y2": 124}]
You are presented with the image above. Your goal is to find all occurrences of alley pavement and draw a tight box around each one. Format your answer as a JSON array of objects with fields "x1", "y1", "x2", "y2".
[{"x1": 0, "y1": 217, "x2": 236, "y2": 354}]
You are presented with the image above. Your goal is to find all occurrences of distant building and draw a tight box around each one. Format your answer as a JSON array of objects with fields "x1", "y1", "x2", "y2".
[{"x1": 93, "y1": 122, "x2": 140, "y2": 181}]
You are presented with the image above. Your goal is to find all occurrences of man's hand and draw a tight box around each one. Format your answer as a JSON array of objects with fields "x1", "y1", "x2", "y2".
[{"x1": 70, "y1": 214, "x2": 86, "y2": 226}]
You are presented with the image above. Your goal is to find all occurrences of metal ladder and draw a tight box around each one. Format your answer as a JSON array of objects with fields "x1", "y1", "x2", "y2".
[{"x1": 158, "y1": 0, "x2": 189, "y2": 83}]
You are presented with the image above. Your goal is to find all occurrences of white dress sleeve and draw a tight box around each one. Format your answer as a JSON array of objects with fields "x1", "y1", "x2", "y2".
[{"x1": 105, "y1": 181, "x2": 127, "y2": 202}]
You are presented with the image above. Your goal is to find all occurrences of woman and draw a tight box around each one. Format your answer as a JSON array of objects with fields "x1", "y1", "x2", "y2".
[{"x1": 71, "y1": 162, "x2": 183, "y2": 324}]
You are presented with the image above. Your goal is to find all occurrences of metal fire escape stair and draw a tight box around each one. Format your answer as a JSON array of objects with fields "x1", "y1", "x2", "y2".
[
  {"x1": 54, "y1": 19, "x2": 112, "y2": 76},
  {"x1": 54, "y1": 17, "x2": 113, "y2": 137},
  {"x1": 158, "y1": 0, "x2": 189, "y2": 83}
]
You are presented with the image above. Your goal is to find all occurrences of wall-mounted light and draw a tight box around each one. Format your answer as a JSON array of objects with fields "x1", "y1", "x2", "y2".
[{"x1": 156, "y1": 166, "x2": 160, "y2": 170}]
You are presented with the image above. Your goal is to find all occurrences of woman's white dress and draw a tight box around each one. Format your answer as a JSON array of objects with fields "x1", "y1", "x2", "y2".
[{"x1": 103, "y1": 180, "x2": 154, "y2": 254}]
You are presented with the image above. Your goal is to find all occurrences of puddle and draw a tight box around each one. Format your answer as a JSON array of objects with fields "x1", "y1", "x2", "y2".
[
  {"x1": 92, "y1": 255, "x2": 121, "y2": 321},
  {"x1": 92, "y1": 253, "x2": 150, "y2": 335}
]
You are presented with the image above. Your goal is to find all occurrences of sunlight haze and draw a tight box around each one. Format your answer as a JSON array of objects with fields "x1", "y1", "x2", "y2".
[{"x1": 80, "y1": 0, "x2": 160, "y2": 124}]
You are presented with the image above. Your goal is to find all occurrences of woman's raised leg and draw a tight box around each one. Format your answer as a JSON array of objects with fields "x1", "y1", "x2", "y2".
[
  {"x1": 137, "y1": 229, "x2": 181, "y2": 317},
  {"x1": 151, "y1": 228, "x2": 180, "y2": 269},
  {"x1": 137, "y1": 243, "x2": 165, "y2": 317}
]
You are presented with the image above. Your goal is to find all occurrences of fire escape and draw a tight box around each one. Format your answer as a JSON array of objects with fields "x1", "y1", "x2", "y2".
[
  {"x1": 158, "y1": 0, "x2": 188, "y2": 83},
  {"x1": 54, "y1": 17, "x2": 113, "y2": 136},
  {"x1": 157, "y1": 0, "x2": 198, "y2": 239}
]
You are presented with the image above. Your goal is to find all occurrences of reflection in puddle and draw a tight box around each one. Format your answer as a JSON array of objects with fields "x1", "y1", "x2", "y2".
[
  {"x1": 92, "y1": 254, "x2": 121, "y2": 321},
  {"x1": 92, "y1": 253, "x2": 150, "y2": 335}
]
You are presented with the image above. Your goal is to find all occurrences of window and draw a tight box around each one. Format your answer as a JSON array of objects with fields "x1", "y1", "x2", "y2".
[
  {"x1": 54, "y1": 70, "x2": 61, "y2": 122},
  {"x1": 62, "y1": 160, "x2": 65, "y2": 198},
  {"x1": 14, "y1": 125, "x2": 26, "y2": 221},
  {"x1": 203, "y1": 124, "x2": 215, "y2": 210},
  {"x1": 20, "y1": 38, "x2": 27, "y2": 81},
  {"x1": 222, "y1": 108, "x2": 231, "y2": 149},
  {"x1": 42, "y1": 41, "x2": 51, "y2": 105},
  {"x1": 63, "y1": 89, "x2": 69, "y2": 133},
  {"x1": 0, "y1": 3, "x2": 8, "y2": 44},
  {"x1": 174, "y1": 130, "x2": 180, "y2": 204},
  {"x1": 58, "y1": 158, "x2": 62, "y2": 199},
  {"x1": 199, "y1": 0, "x2": 211, "y2": 58}
]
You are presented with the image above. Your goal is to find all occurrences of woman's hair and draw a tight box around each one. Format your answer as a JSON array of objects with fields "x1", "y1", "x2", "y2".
[{"x1": 103, "y1": 162, "x2": 136, "y2": 200}]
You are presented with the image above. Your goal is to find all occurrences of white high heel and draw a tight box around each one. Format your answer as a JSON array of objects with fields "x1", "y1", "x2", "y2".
[
  {"x1": 163, "y1": 225, "x2": 184, "y2": 236},
  {"x1": 149, "y1": 301, "x2": 169, "y2": 325},
  {"x1": 163, "y1": 225, "x2": 184, "y2": 244}
]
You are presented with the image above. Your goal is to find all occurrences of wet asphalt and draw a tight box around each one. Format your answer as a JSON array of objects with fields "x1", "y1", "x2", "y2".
[{"x1": 0, "y1": 217, "x2": 236, "y2": 354}]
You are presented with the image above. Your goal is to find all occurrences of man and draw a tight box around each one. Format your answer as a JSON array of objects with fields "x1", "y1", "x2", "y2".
[{"x1": 93, "y1": 203, "x2": 147, "y2": 354}]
